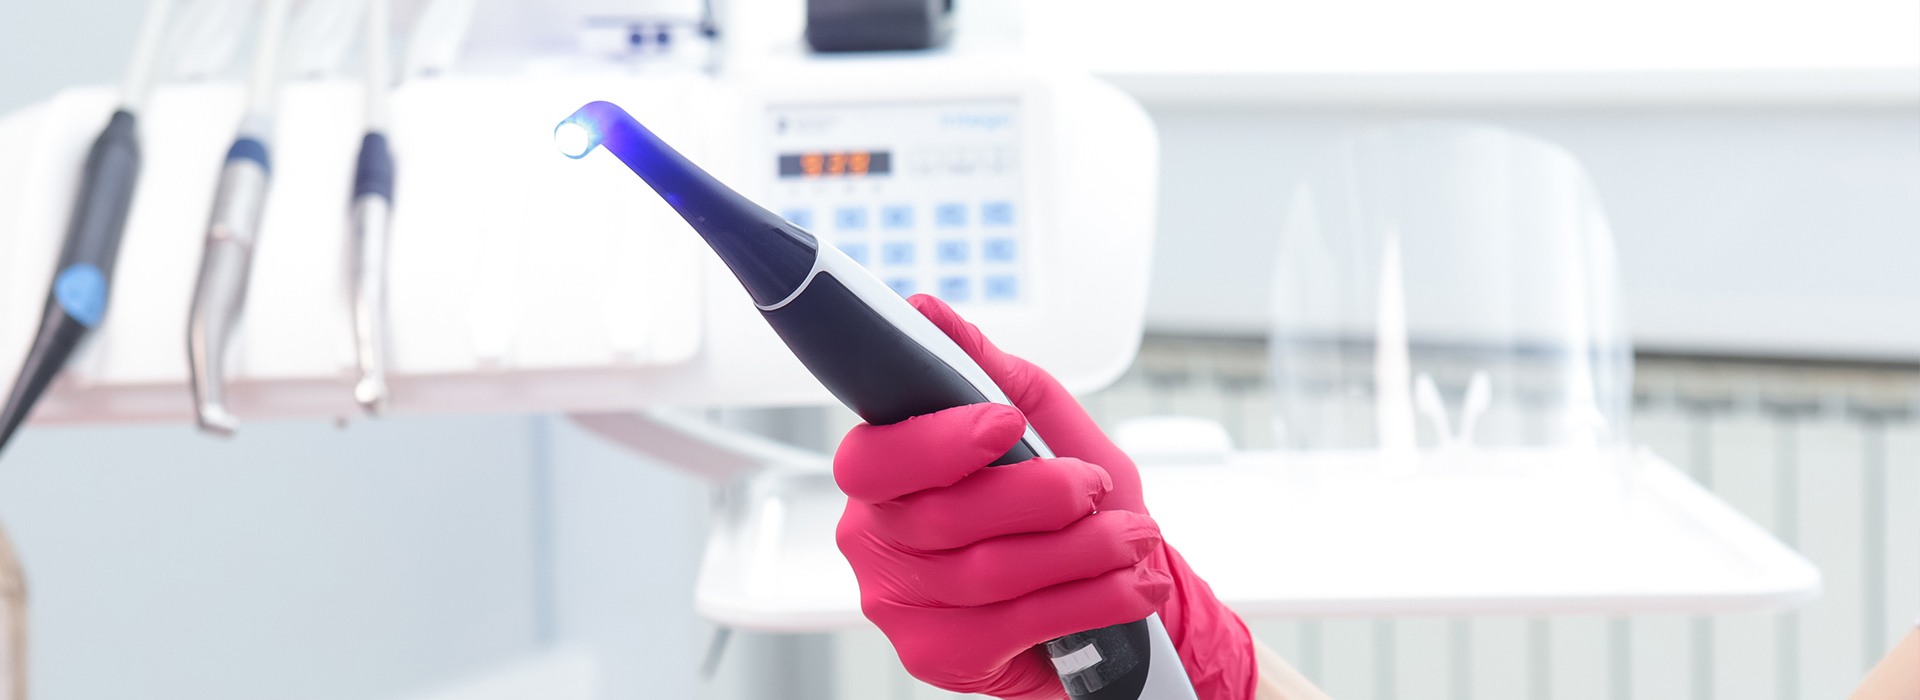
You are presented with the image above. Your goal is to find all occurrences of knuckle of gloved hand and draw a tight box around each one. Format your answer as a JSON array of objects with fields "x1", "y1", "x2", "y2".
[
  {"x1": 835, "y1": 504, "x2": 879, "y2": 553},
  {"x1": 894, "y1": 636, "x2": 998, "y2": 692},
  {"x1": 925, "y1": 547, "x2": 1018, "y2": 607},
  {"x1": 1032, "y1": 459, "x2": 1108, "y2": 521},
  {"x1": 1088, "y1": 563, "x2": 1174, "y2": 623},
  {"x1": 831, "y1": 424, "x2": 891, "y2": 503},
  {"x1": 1085, "y1": 510, "x2": 1163, "y2": 563},
  {"x1": 873, "y1": 497, "x2": 969, "y2": 551}
]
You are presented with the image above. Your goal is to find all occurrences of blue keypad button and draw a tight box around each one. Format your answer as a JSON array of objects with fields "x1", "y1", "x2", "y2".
[
  {"x1": 881, "y1": 205, "x2": 913, "y2": 229},
  {"x1": 938, "y1": 276, "x2": 971, "y2": 302},
  {"x1": 886, "y1": 278, "x2": 917, "y2": 297},
  {"x1": 882, "y1": 241, "x2": 915, "y2": 265},
  {"x1": 782, "y1": 209, "x2": 813, "y2": 229},
  {"x1": 936, "y1": 240, "x2": 968, "y2": 264},
  {"x1": 981, "y1": 201, "x2": 1014, "y2": 227},
  {"x1": 935, "y1": 203, "x2": 967, "y2": 228},
  {"x1": 984, "y1": 274, "x2": 1019, "y2": 301},
  {"x1": 983, "y1": 238, "x2": 1017, "y2": 263},
  {"x1": 839, "y1": 242, "x2": 869, "y2": 266},
  {"x1": 835, "y1": 207, "x2": 868, "y2": 231}
]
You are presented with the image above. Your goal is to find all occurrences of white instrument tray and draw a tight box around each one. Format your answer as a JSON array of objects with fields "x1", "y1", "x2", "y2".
[{"x1": 694, "y1": 447, "x2": 1820, "y2": 630}]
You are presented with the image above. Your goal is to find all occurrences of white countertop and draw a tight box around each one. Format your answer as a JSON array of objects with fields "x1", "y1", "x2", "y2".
[{"x1": 695, "y1": 447, "x2": 1821, "y2": 630}]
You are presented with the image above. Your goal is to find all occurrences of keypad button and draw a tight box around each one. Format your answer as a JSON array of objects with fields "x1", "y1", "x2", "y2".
[
  {"x1": 981, "y1": 201, "x2": 1014, "y2": 227},
  {"x1": 882, "y1": 241, "x2": 915, "y2": 265},
  {"x1": 886, "y1": 278, "x2": 917, "y2": 297},
  {"x1": 782, "y1": 209, "x2": 814, "y2": 229},
  {"x1": 936, "y1": 240, "x2": 968, "y2": 264},
  {"x1": 881, "y1": 205, "x2": 913, "y2": 229},
  {"x1": 938, "y1": 276, "x2": 971, "y2": 302},
  {"x1": 935, "y1": 203, "x2": 967, "y2": 228},
  {"x1": 984, "y1": 275, "x2": 1018, "y2": 301},
  {"x1": 839, "y1": 242, "x2": 869, "y2": 266},
  {"x1": 983, "y1": 238, "x2": 1017, "y2": 263},
  {"x1": 835, "y1": 207, "x2": 868, "y2": 231}
]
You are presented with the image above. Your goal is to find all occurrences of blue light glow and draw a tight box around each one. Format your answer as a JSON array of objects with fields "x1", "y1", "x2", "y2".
[{"x1": 554, "y1": 120, "x2": 599, "y2": 159}]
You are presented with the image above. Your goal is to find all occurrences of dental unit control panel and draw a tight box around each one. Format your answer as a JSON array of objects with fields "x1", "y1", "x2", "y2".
[
  {"x1": 764, "y1": 101, "x2": 1028, "y2": 306},
  {"x1": 0, "y1": 60, "x2": 1156, "y2": 424}
]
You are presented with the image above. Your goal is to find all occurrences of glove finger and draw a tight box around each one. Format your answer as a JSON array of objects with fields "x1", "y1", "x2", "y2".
[
  {"x1": 873, "y1": 562, "x2": 1174, "y2": 687},
  {"x1": 912, "y1": 510, "x2": 1162, "y2": 607},
  {"x1": 909, "y1": 295, "x2": 1149, "y2": 514},
  {"x1": 869, "y1": 457, "x2": 1111, "y2": 551},
  {"x1": 835, "y1": 402, "x2": 1028, "y2": 504}
]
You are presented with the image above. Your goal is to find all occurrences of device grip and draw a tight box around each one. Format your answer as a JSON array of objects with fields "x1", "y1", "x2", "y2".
[
  {"x1": 761, "y1": 274, "x2": 1188, "y2": 700},
  {"x1": 760, "y1": 272, "x2": 1038, "y2": 464},
  {"x1": 56, "y1": 110, "x2": 142, "y2": 275}
]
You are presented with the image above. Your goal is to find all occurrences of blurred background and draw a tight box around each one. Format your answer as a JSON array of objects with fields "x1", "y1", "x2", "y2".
[{"x1": 0, "y1": 1, "x2": 1915, "y2": 699}]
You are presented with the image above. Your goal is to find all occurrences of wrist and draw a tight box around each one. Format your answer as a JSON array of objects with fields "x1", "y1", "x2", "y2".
[{"x1": 1152, "y1": 543, "x2": 1258, "y2": 700}]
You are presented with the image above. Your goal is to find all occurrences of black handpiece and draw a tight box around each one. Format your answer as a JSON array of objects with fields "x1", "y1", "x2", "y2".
[
  {"x1": 0, "y1": 111, "x2": 141, "y2": 453},
  {"x1": 555, "y1": 101, "x2": 1197, "y2": 700}
]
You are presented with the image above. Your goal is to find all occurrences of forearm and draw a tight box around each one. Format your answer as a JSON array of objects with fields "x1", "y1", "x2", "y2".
[
  {"x1": 1252, "y1": 636, "x2": 1332, "y2": 700},
  {"x1": 1848, "y1": 627, "x2": 1919, "y2": 700}
]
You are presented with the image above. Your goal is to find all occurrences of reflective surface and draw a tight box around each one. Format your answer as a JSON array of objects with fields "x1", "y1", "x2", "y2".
[{"x1": 1268, "y1": 123, "x2": 1632, "y2": 452}]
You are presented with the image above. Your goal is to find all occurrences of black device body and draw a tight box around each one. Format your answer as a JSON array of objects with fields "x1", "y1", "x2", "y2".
[{"x1": 0, "y1": 110, "x2": 141, "y2": 453}]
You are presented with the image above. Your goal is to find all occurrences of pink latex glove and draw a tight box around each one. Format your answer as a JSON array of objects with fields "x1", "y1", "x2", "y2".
[{"x1": 833, "y1": 295, "x2": 1257, "y2": 700}]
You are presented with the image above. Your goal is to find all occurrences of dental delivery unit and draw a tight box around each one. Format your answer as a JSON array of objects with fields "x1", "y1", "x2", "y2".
[{"x1": 554, "y1": 101, "x2": 1198, "y2": 700}]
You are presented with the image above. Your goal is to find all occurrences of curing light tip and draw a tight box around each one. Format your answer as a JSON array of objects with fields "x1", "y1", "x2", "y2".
[{"x1": 554, "y1": 121, "x2": 597, "y2": 159}]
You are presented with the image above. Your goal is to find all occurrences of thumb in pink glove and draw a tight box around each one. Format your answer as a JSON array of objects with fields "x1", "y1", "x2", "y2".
[{"x1": 833, "y1": 295, "x2": 1257, "y2": 700}]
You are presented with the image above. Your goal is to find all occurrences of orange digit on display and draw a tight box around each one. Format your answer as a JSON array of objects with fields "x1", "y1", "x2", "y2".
[
  {"x1": 826, "y1": 152, "x2": 848, "y2": 176},
  {"x1": 850, "y1": 152, "x2": 870, "y2": 176},
  {"x1": 801, "y1": 153, "x2": 824, "y2": 177}
]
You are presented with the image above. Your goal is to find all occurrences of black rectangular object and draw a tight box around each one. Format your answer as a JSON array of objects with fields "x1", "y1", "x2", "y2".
[{"x1": 806, "y1": 0, "x2": 952, "y2": 52}]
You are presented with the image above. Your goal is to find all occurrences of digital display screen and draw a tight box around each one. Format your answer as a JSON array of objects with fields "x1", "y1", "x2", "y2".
[{"x1": 778, "y1": 151, "x2": 892, "y2": 178}]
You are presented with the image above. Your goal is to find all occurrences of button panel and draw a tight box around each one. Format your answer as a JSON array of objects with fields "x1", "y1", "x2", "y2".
[{"x1": 765, "y1": 100, "x2": 1027, "y2": 306}]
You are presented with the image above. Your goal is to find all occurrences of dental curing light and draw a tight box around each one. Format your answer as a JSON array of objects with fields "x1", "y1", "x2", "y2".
[
  {"x1": 348, "y1": 0, "x2": 395, "y2": 414},
  {"x1": 187, "y1": 0, "x2": 294, "y2": 436},
  {"x1": 0, "y1": 0, "x2": 177, "y2": 454},
  {"x1": 556, "y1": 101, "x2": 1198, "y2": 700}
]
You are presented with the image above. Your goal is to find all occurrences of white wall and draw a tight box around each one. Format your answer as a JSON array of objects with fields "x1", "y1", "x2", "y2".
[{"x1": 0, "y1": 412, "x2": 712, "y2": 700}]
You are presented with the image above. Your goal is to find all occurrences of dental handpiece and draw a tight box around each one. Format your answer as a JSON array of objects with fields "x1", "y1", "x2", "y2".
[
  {"x1": 187, "y1": 0, "x2": 293, "y2": 435},
  {"x1": 348, "y1": 0, "x2": 394, "y2": 414},
  {"x1": 555, "y1": 102, "x2": 1198, "y2": 700},
  {"x1": 0, "y1": 0, "x2": 175, "y2": 455}
]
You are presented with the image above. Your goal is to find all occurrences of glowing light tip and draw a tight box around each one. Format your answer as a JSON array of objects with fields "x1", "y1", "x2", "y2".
[{"x1": 554, "y1": 121, "x2": 595, "y2": 159}]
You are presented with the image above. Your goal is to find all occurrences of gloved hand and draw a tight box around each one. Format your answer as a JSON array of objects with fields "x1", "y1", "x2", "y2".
[{"x1": 834, "y1": 295, "x2": 1257, "y2": 700}]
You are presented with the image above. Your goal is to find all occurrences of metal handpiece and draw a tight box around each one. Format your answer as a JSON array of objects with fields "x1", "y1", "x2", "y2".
[
  {"x1": 350, "y1": 0, "x2": 395, "y2": 415},
  {"x1": 186, "y1": 151, "x2": 269, "y2": 434},
  {"x1": 347, "y1": 144, "x2": 392, "y2": 414}
]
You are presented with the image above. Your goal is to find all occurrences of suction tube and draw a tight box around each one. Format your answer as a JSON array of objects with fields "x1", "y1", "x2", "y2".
[{"x1": 556, "y1": 101, "x2": 1198, "y2": 700}]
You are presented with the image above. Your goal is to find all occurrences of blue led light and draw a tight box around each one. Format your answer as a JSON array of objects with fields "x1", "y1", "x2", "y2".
[{"x1": 554, "y1": 120, "x2": 600, "y2": 159}]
